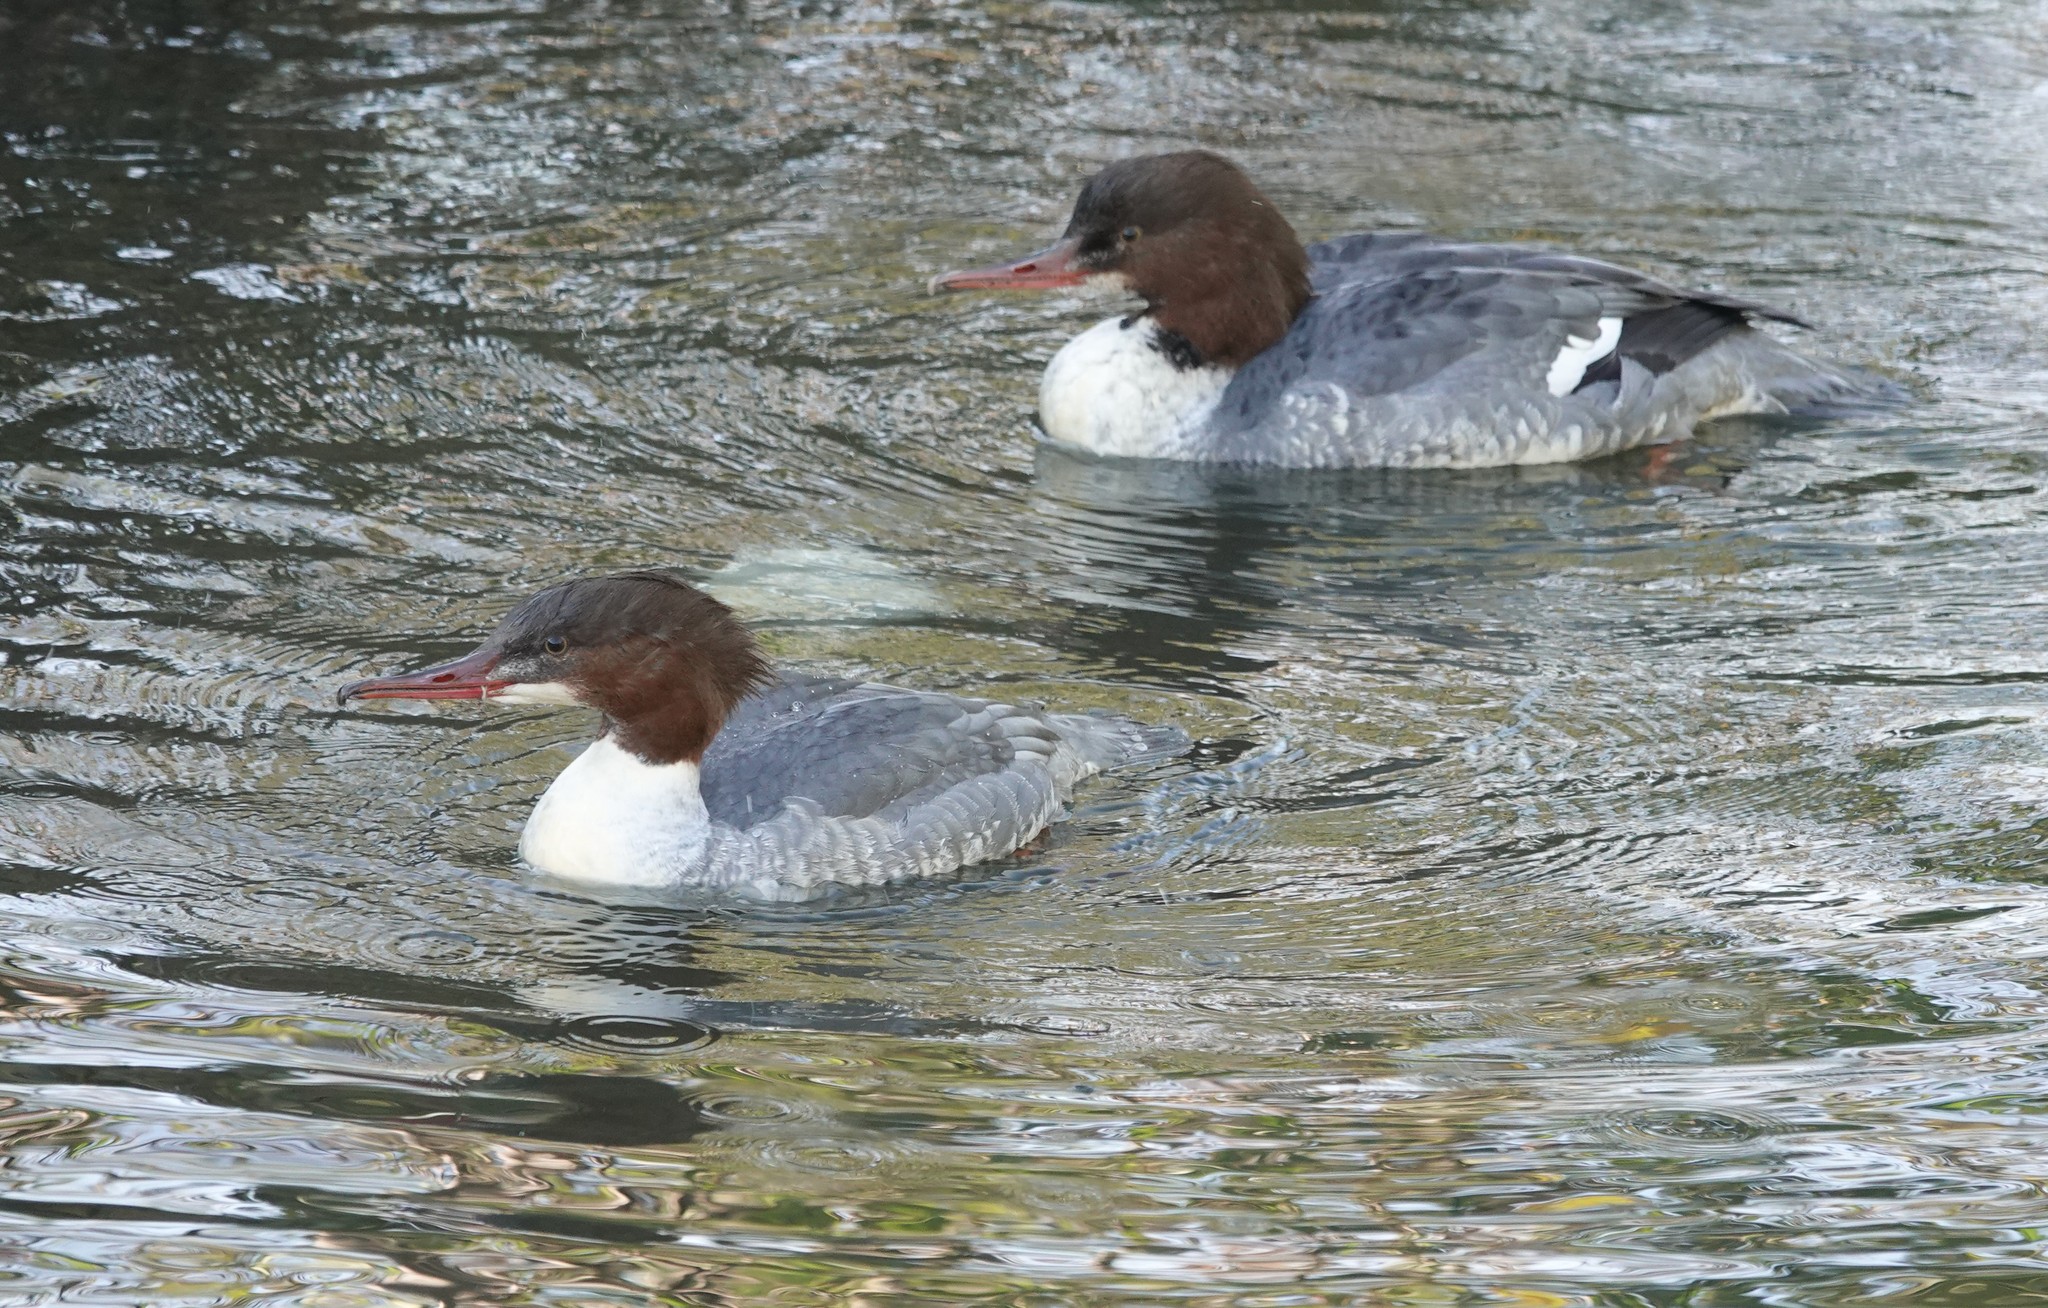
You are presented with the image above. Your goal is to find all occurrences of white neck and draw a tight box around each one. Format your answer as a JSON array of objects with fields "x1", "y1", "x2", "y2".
[
  {"x1": 1038, "y1": 317, "x2": 1232, "y2": 459},
  {"x1": 520, "y1": 734, "x2": 710, "y2": 889}
]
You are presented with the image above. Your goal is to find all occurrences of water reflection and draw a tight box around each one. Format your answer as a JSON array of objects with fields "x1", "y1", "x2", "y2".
[
  {"x1": 1022, "y1": 437, "x2": 1777, "y2": 686},
  {"x1": 2, "y1": 0, "x2": 2047, "y2": 1302}
]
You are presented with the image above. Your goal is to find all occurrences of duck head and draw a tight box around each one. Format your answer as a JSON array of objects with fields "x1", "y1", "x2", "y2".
[
  {"x1": 933, "y1": 150, "x2": 1313, "y2": 367},
  {"x1": 338, "y1": 570, "x2": 772, "y2": 766}
]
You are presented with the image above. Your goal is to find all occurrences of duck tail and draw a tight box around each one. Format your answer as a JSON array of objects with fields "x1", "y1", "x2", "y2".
[
  {"x1": 1729, "y1": 331, "x2": 1911, "y2": 415},
  {"x1": 1047, "y1": 713, "x2": 1190, "y2": 775}
]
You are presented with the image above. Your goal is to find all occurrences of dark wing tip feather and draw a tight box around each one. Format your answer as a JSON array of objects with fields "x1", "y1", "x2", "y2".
[
  {"x1": 1684, "y1": 289, "x2": 1812, "y2": 331},
  {"x1": 1576, "y1": 299, "x2": 1759, "y2": 391}
]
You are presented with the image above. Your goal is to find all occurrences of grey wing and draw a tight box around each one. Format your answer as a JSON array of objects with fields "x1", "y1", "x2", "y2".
[
  {"x1": 695, "y1": 677, "x2": 1182, "y2": 901},
  {"x1": 1212, "y1": 266, "x2": 1604, "y2": 410},
  {"x1": 1304, "y1": 234, "x2": 1805, "y2": 324},
  {"x1": 1206, "y1": 242, "x2": 1833, "y2": 467},
  {"x1": 1289, "y1": 236, "x2": 1810, "y2": 398},
  {"x1": 700, "y1": 677, "x2": 1063, "y2": 829},
  {"x1": 1226, "y1": 255, "x2": 1795, "y2": 409}
]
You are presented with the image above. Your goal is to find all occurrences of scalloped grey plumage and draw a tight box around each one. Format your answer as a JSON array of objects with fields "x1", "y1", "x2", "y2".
[
  {"x1": 675, "y1": 675, "x2": 1175, "y2": 902},
  {"x1": 1188, "y1": 234, "x2": 1886, "y2": 468}
]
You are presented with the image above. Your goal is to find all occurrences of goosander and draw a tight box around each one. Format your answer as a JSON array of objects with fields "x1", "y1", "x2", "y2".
[
  {"x1": 934, "y1": 151, "x2": 1884, "y2": 468},
  {"x1": 337, "y1": 571, "x2": 1173, "y2": 902}
]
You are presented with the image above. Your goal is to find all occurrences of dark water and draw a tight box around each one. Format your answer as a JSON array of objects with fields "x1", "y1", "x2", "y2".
[{"x1": 2, "y1": 0, "x2": 2047, "y2": 1302}]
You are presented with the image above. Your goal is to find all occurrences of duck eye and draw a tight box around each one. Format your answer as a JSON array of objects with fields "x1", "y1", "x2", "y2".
[
  {"x1": 543, "y1": 635, "x2": 567, "y2": 655},
  {"x1": 1121, "y1": 225, "x2": 1141, "y2": 242}
]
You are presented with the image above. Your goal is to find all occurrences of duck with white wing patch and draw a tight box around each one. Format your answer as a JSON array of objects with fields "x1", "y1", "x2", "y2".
[{"x1": 934, "y1": 150, "x2": 1891, "y2": 469}]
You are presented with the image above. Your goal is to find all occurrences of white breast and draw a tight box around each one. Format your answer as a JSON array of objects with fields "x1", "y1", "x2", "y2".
[
  {"x1": 1038, "y1": 317, "x2": 1232, "y2": 458},
  {"x1": 520, "y1": 734, "x2": 710, "y2": 889}
]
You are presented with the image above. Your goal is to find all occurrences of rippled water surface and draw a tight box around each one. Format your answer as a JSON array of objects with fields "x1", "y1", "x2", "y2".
[{"x1": 3, "y1": 0, "x2": 2048, "y2": 1301}]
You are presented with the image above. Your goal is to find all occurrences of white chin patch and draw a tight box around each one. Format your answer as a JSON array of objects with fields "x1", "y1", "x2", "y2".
[
  {"x1": 493, "y1": 681, "x2": 582, "y2": 706},
  {"x1": 1545, "y1": 315, "x2": 1625, "y2": 397},
  {"x1": 1073, "y1": 271, "x2": 1132, "y2": 298}
]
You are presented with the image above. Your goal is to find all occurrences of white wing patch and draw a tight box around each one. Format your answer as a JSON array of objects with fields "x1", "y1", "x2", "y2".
[{"x1": 1544, "y1": 315, "x2": 1624, "y2": 397}]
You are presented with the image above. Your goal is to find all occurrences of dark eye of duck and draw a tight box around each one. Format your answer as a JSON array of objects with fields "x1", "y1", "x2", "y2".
[
  {"x1": 543, "y1": 635, "x2": 567, "y2": 655},
  {"x1": 1120, "y1": 225, "x2": 1141, "y2": 243}
]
